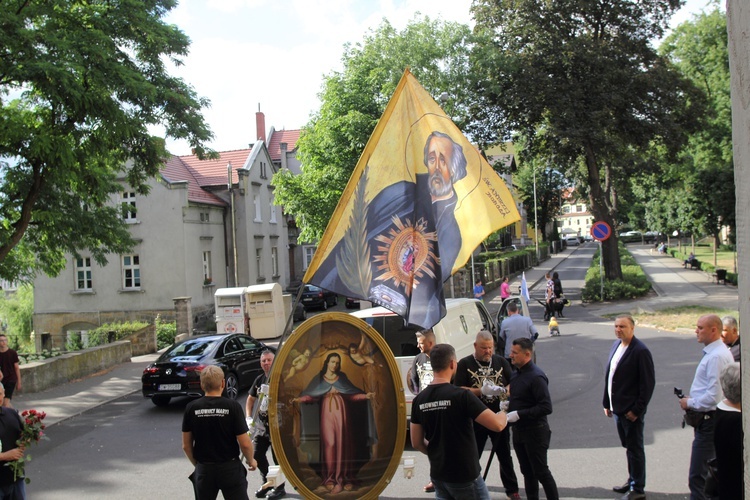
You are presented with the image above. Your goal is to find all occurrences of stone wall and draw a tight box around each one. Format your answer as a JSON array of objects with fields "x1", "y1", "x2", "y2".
[
  {"x1": 124, "y1": 324, "x2": 157, "y2": 356},
  {"x1": 22, "y1": 341, "x2": 132, "y2": 394}
]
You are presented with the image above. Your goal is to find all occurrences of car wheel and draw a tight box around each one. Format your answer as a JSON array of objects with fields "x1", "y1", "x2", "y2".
[
  {"x1": 151, "y1": 395, "x2": 171, "y2": 407},
  {"x1": 224, "y1": 373, "x2": 239, "y2": 400},
  {"x1": 322, "y1": 300, "x2": 328, "y2": 311},
  {"x1": 299, "y1": 309, "x2": 307, "y2": 321}
]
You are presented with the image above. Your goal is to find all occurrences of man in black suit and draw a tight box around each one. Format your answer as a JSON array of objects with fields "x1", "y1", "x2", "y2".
[{"x1": 602, "y1": 314, "x2": 655, "y2": 500}]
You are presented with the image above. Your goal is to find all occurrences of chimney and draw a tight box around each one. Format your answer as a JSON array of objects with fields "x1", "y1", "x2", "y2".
[{"x1": 256, "y1": 104, "x2": 266, "y2": 143}]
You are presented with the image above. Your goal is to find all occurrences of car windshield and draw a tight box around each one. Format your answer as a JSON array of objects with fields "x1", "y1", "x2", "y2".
[
  {"x1": 305, "y1": 285, "x2": 321, "y2": 293},
  {"x1": 163, "y1": 338, "x2": 218, "y2": 359}
]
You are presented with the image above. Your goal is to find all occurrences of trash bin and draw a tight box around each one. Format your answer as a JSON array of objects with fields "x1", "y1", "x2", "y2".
[{"x1": 716, "y1": 269, "x2": 727, "y2": 284}]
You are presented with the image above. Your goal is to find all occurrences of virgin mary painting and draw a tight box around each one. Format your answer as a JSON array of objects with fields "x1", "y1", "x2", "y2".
[{"x1": 295, "y1": 352, "x2": 377, "y2": 494}]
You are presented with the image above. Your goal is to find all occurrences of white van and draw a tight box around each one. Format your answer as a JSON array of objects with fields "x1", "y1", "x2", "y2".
[{"x1": 350, "y1": 298, "x2": 496, "y2": 420}]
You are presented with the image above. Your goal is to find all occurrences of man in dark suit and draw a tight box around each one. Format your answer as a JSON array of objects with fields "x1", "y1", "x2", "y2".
[{"x1": 603, "y1": 314, "x2": 655, "y2": 500}]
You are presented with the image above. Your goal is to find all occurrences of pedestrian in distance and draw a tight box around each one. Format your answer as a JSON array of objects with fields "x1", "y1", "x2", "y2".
[
  {"x1": 246, "y1": 350, "x2": 285, "y2": 499},
  {"x1": 499, "y1": 301, "x2": 538, "y2": 359},
  {"x1": 500, "y1": 276, "x2": 511, "y2": 300},
  {"x1": 182, "y1": 365, "x2": 257, "y2": 500},
  {"x1": 454, "y1": 331, "x2": 521, "y2": 500},
  {"x1": 0, "y1": 334, "x2": 21, "y2": 408},
  {"x1": 720, "y1": 316, "x2": 740, "y2": 362},
  {"x1": 507, "y1": 338, "x2": 559, "y2": 500},
  {"x1": 603, "y1": 314, "x2": 656, "y2": 500},
  {"x1": 411, "y1": 343, "x2": 508, "y2": 500},
  {"x1": 551, "y1": 272, "x2": 565, "y2": 318},
  {"x1": 678, "y1": 315, "x2": 734, "y2": 500},
  {"x1": 473, "y1": 279, "x2": 486, "y2": 301},
  {"x1": 0, "y1": 384, "x2": 26, "y2": 499}
]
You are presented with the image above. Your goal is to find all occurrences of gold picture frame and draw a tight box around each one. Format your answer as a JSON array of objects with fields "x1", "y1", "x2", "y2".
[{"x1": 269, "y1": 312, "x2": 406, "y2": 499}]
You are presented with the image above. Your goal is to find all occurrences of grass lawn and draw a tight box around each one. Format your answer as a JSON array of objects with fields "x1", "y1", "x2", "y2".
[{"x1": 628, "y1": 305, "x2": 739, "y2": 332}]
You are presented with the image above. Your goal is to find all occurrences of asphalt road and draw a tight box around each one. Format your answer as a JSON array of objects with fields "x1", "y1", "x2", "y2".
[{"x1": 25, "y1": 244, "x2": 699, "y2": 499}]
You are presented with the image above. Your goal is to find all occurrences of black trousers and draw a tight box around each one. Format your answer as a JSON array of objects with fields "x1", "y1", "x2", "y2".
[
  {"x1": 475, "y1": 422, "x2": 519, "y2": 494},
  {"x1": 512, "y1": 423, "x2": 559, "y2": 500},
  {"x1": 194, "y1": 459, "x2": 248, "y2": 500},
  {"x1": 254, "y1": 434, "x2": 277, "y2": 480}
]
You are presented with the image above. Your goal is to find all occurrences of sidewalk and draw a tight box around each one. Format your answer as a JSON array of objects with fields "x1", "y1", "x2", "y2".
[{"x1": 13, "y1": 243, "x2": 737, "y2": 428}]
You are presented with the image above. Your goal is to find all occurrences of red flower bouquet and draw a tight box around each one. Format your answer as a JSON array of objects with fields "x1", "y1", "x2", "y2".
[{"x1": 7, "y1": 409, "x2": 48, "y2": 483}]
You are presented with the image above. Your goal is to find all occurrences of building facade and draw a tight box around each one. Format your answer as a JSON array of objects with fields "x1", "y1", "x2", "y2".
[{"x1": 33, "y1": 140, "x2": 289, "y2": 346}]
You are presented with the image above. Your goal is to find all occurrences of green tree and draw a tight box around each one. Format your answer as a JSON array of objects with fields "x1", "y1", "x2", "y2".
[
  {"x1": 511, "y1": 149, "x2": 567, "y2": 242},
  {"x1": 273, "y1": 17, "x2": 473, "y2": 242},
  {"x1": 470, "y1": 0, "x2": 703, "y2": 279},
  {"x1": 0, "y1": 284, "x2": 33, "y2": 345},
  {"x1": 0, "y1": 0, "x2": 214, "y2": 282},
  {"x1": 660, "y1": 6, "x2": 734, "y2": 260}
]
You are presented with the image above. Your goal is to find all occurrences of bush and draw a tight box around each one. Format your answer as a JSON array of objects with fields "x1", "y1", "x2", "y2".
[
  {"x1": 19, "y1": 348, "x2": 64, "y2": 364},
  {"x1": 84, "y1": 321, "x2": 149, "y2": 348},
  {"x1": 155, "y1": 315, "x2": 177, "y2": 350},
  {"x1": 582, "y1": 245, "x2": 652, "y2": 301},
  {"x1": 66, "y1": 332, "x2": 84, "y2": 351}
]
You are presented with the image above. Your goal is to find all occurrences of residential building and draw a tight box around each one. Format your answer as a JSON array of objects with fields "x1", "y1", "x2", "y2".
[
  {"x1": 557, "y1": 189, "x2": 594, "y2": 238},
  {"x1": 33, "y1": 137, "x2": 289, "y2": 348}
]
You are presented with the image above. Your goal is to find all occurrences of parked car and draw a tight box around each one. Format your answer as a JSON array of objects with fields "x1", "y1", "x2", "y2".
[
  {"x1": 564, "y1": 236, "x2": 581, "y2": 246},
  {"x1": 293, "y1": 302, "x2": 307, "y2": 322},
  {"x1": 345, "y1": 297, "x2": 361, "y2": 309},
  {"x1": 142, "y1": 333, "x2": 274, "y2": 406},
  {"x1": 300, "y1": 284, "x2": 338, "y2": 310}
]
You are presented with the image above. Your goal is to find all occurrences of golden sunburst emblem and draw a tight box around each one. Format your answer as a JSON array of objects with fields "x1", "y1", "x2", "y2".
[{"x1": 372, "y1": 216, "x2": 438, "y2": 295}]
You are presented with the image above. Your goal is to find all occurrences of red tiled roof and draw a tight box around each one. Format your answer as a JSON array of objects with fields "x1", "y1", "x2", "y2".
[
  {"x1": 176, "y1": 148, "x2": 253, "y2": 187},
  {"x1": 162, "y1": 148, "x2": 256, "y2": 206},
  {"x1": 267, "y1": 129, "x2": 301, "y2": 162}
]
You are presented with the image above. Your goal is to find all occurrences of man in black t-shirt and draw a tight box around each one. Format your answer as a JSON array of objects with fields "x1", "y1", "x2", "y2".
[
  {"x1": 411, "y1": 344, "x2": 507, "y2": 499},
  {"x1": 246, "y1": 350, "x2": 285, "y2": 499},
  {"x1": 454, "y1": 330, "x2": 520, "y2": 499},
  {"x1": 182, "y1": 365, "x2": 257, "y2": 500},
  {"x1": 409, "y1": 329, "x2": 436, "y2": 493}
]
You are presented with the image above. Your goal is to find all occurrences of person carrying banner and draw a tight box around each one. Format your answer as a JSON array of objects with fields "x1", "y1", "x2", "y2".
[{"x1": 246, "y1": 350, "x2": 285, "y2": 499}]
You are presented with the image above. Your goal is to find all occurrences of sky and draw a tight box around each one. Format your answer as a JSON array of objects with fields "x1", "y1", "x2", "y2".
[{"x1": 162, "y1": 0, "x2": 716, "y2": 155}]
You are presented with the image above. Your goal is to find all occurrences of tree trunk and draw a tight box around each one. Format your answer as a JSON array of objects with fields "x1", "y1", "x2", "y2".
[{"x1": 583, "y1": 143, "x2": 622, "y2": 280}]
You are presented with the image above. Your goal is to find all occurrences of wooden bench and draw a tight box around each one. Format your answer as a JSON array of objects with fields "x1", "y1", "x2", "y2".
[{"x1": 683, "y1": 258, "x2": 700, "y2": 270}]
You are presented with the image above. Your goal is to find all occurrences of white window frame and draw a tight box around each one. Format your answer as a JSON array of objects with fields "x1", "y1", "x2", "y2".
[
  {"x1": 122, "y1": 192, "x2": 137, "y2": 222},
  {"x1": 255, "y1": 248, "x2": 262, "y2": 276},
  {"x1": 254, "y1": 194, "x2": 262, "y2": 222},
  {"x1": 122, "y1": 254, "x2": 141, "y2": 290},
  {"x1": 269, "y1": 197, "x2": 277, "y2": 223},
  {"x1": 303, "y1": 246, "x2": 317, "y2": 270},
  {"x1": 202, "y1": 251, "x2": 212, "y2": 283},
  {"x1": 75, "y1": 257, "x2": 93, "y2": 291},
  {"x1": 271, "y1": 247, "x2": 278, "y2": 277}
]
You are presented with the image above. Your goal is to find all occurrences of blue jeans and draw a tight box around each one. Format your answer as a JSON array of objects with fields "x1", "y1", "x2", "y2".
[
  {"x1": 0, "y1": 479, "x2": 26, "y2": 500},
  {"x1": 615, "y1": 413, "x2": 646, "y2": 493},
  {"x1": 689, "y1": 415, "x2": 716, "y2": 500},
  {"x1": 431, "y1": 475, "x2": 490, "y2": 500}
]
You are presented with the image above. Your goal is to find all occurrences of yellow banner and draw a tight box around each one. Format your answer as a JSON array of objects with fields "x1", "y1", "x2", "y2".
[{"x1": 304, "y1": 69, "x2": 520, "y2": 328}]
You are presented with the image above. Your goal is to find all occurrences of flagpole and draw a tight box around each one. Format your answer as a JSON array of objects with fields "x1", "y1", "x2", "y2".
[{"x1": 533, "y1": 167, "x2": 539, "y2": 262}]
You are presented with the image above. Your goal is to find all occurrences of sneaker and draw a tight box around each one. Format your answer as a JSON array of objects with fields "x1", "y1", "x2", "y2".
[
  {"x1": 507, "y1": 493, "x2": 522, "y2": 500},
  {"x1": 424, "y1": 482, "x2": 435, "y2": 493}
]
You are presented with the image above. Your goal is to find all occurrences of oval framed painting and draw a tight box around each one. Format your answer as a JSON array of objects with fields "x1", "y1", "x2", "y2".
[{"x1": 269, "y1": 312, "x2": 406, "y2": 499}]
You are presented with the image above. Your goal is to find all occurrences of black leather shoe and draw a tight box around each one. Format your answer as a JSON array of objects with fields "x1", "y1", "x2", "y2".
[
  {"x1": 266, "y1": 484, "x2": 286, "y2": 499},
  {"x1": 613, "y1": 482, "x2": 631, "y2": 494},
  {"x1": 621, "y1": 491, "x2": 646, "y2": 500},
  {"x1": 255, "y1": 486, "x2": 272, "y2": 498}
]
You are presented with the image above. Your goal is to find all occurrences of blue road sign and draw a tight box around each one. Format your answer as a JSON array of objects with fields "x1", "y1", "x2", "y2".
[{"x1": 591, "y1": 221, "x2": 612, "y2": 241}]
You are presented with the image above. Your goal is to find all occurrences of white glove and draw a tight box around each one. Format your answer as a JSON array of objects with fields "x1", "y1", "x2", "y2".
[
  {"x1": 481, "y1": 379, "x2": 506, "y2": 397},
  {"x1": 246, "y1": 416, "x2": 254, "y2": 428},
  {"x1": 499, "y1": 400, "x2": 510, "y2": 412},
  {"x1": 506, "y1": 411, "x2": 520, "y2": 423}
]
